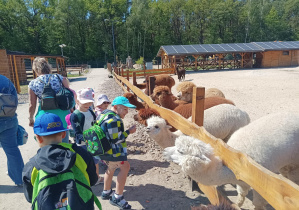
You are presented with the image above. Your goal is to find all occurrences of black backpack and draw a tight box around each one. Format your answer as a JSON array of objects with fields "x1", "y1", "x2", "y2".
[
  {"x1": 0, "y1": 80, "x2": 18, "y2": 117},
  {"x1": 55, "y1": 74, "x2": 75, "y2": 110},
  {"x1": 38, "y1": 75, "x2": 59, "y2": 110}
]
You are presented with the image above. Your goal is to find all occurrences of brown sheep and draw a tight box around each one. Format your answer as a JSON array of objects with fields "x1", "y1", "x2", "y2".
[
  {"x1": 123, "y1": 92, "x2": 146, "y2": 110},
  {"x1": 205, "y1": 88, "x2": 225, "y2": 98},
  {"x1": 176, "y1": 81, "x2": 197, "y2": 103}
]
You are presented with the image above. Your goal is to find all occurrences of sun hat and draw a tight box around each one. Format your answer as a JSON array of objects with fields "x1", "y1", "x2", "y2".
[
  {"x1": 112, "y1": 96, "x2": 136, "y2": 108},
  {"x1": 96, "y1": 94, "x2": 111, "y2": 106},
  {"x1": 77, "y1": 88, "x2": 94, "y2": 104},
  {"x1": 34, "y1": 113, "x2": 68, "y2": 136}
]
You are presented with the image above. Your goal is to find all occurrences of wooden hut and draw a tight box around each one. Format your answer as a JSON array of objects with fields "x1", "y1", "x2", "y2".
[
  {"x1": 0, "y1": 49, "x2": 65, "y2": 93},
  {"x1": 156, "y1": 41, "x2": 299, "y2": 70}
]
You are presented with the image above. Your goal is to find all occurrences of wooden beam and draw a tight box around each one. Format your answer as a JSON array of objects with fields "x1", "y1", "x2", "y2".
[
  {"x1": 133, "y1": 72, "x2": 137, "y2": 85},
  {"x1": 9, "y1": 55, "x2": 16, "y2": 85},
  {"x1": 13, "y1": 55, "x2": 21, "y2": 93},
  {"x1": 191, "y1": 87, "x2": 205, "y2": 126},
  {"x1": 126, "y1": 70, "x2": 130, "y2": 91},
  {"x1": 149, "y1": 76, "x2": 155, "y2": 96}
]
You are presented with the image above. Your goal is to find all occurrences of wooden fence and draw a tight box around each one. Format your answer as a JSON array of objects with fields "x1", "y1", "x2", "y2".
[
  {"x1": 112, "y1": 71, "x2": 299, "y2": 209},
  {"x1": 114, "y1": 67, "x2": 175, "y2": 78}
]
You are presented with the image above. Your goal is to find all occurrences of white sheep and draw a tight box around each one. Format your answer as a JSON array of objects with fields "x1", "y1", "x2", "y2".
[
  {"x1": 164, "y1": 112, "x2": 299, "y2": 210},
  {"x1": 146, "y1": 104, "x2": 250, "y2": 148}
]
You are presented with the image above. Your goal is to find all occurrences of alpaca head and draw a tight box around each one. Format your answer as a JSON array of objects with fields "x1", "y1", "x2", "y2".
[
  {"x1": 146, "y1": 116, "x2": 172, "y2": 138},
  {"x1": 134, "y1": 108, "x2": 160, "y2": 126},
  {"x1": 151, "y1": 86, "x2": 171, "y2": 102},
  {"x1": 176, "y1": 81, "x2": 196, "y2": 103},
  {"x1": 123, "y1": 92, "x2": 138, "y2": 104},
  {"x1": 205, "y1": 88, "x2": 225, "y2": 98}
]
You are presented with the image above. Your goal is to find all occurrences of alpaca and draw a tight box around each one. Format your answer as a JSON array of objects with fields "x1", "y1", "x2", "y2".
[
  {"x1": 123, "y1": 92, "x2": 146, "y2": 110},
  {"x1": 164, "y1": 112, "x2": 299, "y2": 210},
  {"x1": 135, "y1": 74, "x2": 175, "y2": 91},
  {"x1": 134, "y1": 108, "x2": 160, "y2": 126},
  {"x1": 146, "y1": 104, "x2": 250, "y2": 147},
  {"x1": 206, "y1": 88, "x2": 225, "y2": 98},
  {"x1": 151, "y1": 86, "x2": 179, "y2": 106},
  {"x1": 176, "y1": 81, "x2": 197, "y2": 103},
  {"x1": 152, "y1": 86, "x2": 235, "y2": 119},
  {"x1": 176, "y1": 67, "x2": 186, "y2": 82}
]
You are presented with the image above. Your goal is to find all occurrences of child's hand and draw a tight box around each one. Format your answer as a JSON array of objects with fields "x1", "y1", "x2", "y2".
[{"x1": 129, "y1": 125, "x2": 136, "y2": 134}]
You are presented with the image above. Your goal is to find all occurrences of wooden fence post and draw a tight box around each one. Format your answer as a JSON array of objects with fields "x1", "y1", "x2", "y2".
[
  {"x1": 126, "y1": 70, "x2": 130, "y2": 91},
  {"x1": 133, "y1": 72, "x2": 137, "y2": 86},
  {"x1": 149, "y1": 76, "x2": 155, "y2": 95}
]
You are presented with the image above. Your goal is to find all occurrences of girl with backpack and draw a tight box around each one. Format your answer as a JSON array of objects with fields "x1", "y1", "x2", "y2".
[{"x1": 28, "y1": 57, "x2": 71, "y2": 143}]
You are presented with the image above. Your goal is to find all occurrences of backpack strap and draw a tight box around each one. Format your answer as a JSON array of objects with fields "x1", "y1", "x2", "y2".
[
  {"x1": 37, "y1": 74, "x2": 52, "y2": 85},
  {"x1": 55, "y1": 74, "x2": 65, "y2": 87},
  {"x1": 88, "y1": 108, "x2": 97, "y2": 124},
  {"x1": 97, "y1": 112, "x2": 116, "y2": 126}
]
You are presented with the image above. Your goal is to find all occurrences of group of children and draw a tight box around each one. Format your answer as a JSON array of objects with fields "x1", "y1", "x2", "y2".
[
  {"x1": 66, "y1": 88, "x2": 112, "y2": 185},
  {"x1": 23, "y1": 87, "x2": 137, "y2": 209}
]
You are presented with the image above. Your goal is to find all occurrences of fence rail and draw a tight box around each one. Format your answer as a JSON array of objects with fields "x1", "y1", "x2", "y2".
[
  {"x1": 112, "y1": 70, "x2": 299, "y2": 209},
  {"x1": 114, "y1": 67, "x2": 175, "y2": 77}
]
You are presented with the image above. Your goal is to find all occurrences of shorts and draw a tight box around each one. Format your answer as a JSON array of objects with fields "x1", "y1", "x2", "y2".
[
  {"x1": 104, "y1": 161, "x2": 125, "y2": 170},
  {"x1": 78, "y1": 144, "x2": 100, "y2": 165}
]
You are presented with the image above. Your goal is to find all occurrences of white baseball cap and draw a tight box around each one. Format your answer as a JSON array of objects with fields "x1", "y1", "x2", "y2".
[{"x1": 96, "y1": 94, "x2": 110, "y2": 106}]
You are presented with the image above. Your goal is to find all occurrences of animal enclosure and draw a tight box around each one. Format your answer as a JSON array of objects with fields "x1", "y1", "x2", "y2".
[{"x1": 112, "y1": 69, "x2": 299, "y2": 209}]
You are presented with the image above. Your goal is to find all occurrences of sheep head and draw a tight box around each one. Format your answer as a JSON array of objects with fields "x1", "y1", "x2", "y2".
[
  {"x1": 176, "y1": 81, "x2": 196, "y2": 103},
  {"x1": 164, "y1": 136, "x2": 227, "y2": 186}
]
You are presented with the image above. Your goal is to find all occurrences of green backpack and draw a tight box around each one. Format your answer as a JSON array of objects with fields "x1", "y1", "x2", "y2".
[
  {"x1": 30, "y1": 143, "x2": 102, "y2": 210},
  {"x1": 83, "y1": 112, "x2": 116, "y2": 156}
]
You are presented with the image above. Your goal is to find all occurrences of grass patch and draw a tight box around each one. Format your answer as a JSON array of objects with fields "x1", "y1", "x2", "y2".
[
  {"x1": 20, "y1": 84, "x2": 28, "y2": 94},
  {"x1": 67, "y1": 74, "x2": 81, "y2": 77}
]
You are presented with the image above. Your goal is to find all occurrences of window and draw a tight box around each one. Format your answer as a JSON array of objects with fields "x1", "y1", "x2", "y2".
[{"x1": 283, "y1": 51, "x2": 289, "y2": 55}]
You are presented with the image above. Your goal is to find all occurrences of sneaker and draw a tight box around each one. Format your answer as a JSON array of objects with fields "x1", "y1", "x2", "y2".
[
  {"x1": 109, "y1": 194, "x2": 131, "y2": 209},
  {"x1": 94, "y1": 176, "x2": 104, "y2": 186},
  {"x1": 101, "y1": 189, "x2": 114, "y2": 200}
]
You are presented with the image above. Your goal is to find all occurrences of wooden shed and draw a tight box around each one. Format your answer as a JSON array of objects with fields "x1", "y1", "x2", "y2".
[
  {"x1": 0, "y1": 49, "x2": 66, "y2": 93},
  {"x1": 156, "y1": 41, "x2": 299, "y2": 70}
]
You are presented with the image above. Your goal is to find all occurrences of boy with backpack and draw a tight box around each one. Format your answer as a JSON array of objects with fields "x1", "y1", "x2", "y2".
[
  {"x1": 22, "y1": 112, "x2": 101, "y2": 210},
  {"x1": 98, "y1": 96, "x2": 136, "y2": 209}
]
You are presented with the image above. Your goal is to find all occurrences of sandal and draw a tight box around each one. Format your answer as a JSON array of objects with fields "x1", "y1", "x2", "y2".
[
  {"x1": 101, "y1": 189, "x2": 114, "y2": 200},
  {"x1": 109, "y1": 194, "x2": 131, "y2": 209}
]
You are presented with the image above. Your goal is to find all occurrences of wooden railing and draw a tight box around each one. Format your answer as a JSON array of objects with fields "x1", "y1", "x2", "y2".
[
  {"x1": 112, "y1": 71, "x2": 299, "y2": 209},
  {"x1": 114, "y1": 67, "x2": 175, "y2": 78}
]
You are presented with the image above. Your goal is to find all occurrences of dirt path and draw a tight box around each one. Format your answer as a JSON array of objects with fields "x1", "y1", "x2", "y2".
[{"x1": 1, "y1": 67, "x2": 299, "y2": 209}]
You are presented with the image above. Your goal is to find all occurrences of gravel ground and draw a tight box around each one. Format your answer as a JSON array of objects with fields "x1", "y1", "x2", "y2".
[{"x1": 1, "y1": 66, "x2": 299, "y2": 210}]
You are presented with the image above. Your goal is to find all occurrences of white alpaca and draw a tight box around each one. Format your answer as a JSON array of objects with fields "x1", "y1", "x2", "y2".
[
  {"x1": 164, "y1": 112, "x2": 299, "y2": 210},
  {"x1": 146, "y1": 104, "x2": 250, "y2": 148}
]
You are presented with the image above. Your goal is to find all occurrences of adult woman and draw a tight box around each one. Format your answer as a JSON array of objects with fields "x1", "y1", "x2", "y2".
[
  {"x1": 0, "y1": 75, "x2": 24, "y2": 186},
  {"x1": 28, "y1": 57, "x2": 70, "y2": 143}
]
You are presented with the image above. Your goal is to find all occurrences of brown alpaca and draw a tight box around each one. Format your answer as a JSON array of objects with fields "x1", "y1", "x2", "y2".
[
  {"x1": 135, "y1": 74, "x2": 175, "y2": 91},
  {"x1": 174, "y1": 97, "x2": 235, "y2": 119},
  {"x1": 123, "y1": 92, "x2": 146, "y2": 110},
  {"x1": 134, "y1": 108, "x2": 177, "y2": 131},
  {"x1": 151, "y1": 86, "x2": 182, "y2": 106}
]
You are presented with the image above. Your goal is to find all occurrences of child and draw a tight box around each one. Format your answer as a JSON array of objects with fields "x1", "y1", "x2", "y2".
[
  {"x1": 70, "y1": 88, "x2": 104, "y2": 185},
  {"x1": 95, "y1": 94, "x2": 111, "y2": 117},
  {"x1": 22, "y1": 113, "x2": 99, "y2": 209}
]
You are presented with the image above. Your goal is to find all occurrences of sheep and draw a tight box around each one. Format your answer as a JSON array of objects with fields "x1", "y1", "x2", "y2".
[
  {"x1": 153, "y1": 86, "x2": 235, "y2": 119},
  {"x1": 206, "y1": 88, "x2": 225, "y2": 98},
  {"x1": 146, "y1": 104, "x2": 250, "y2": 147},
  {"x1": 123, "y1": 92, "x2": 146, "y2": 110},
  {"x1": 164, "y1": 112, "x2": 299, "y2": 210}
]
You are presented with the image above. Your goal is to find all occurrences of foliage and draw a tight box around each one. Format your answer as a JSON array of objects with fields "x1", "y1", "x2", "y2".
[
  {"x1": 0, "y1": 0, "x2": 296, "y2": 66},
  {"x1": 135, "y1": 56, "x2": 144, "y2": 65}
]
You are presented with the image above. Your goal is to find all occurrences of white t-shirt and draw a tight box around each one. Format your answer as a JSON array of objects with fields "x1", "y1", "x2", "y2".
[{"x1": 82, "y1": 110, "x2": 94, "y2": 131}]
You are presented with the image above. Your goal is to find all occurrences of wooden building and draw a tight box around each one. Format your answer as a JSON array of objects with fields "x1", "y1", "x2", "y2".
[
  {"x1": 156, "y1": 41, "x2": 299, "y2": 70},
  {"x1": 0, "y1": 49, "x2": 65, "y2": 93}
]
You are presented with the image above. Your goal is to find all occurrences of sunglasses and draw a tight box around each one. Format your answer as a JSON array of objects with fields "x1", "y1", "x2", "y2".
[{"x1": 103, "y1": 102, "x2": 110, "y2": 104}]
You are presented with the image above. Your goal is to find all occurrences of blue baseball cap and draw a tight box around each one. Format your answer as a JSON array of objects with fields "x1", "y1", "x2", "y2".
[
  {"x1": 112, "y1": 96, "x2": 136, "y2": 108},
  {"x1": 34, "y1": 113, "x2": 68, "y2": 136}
]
